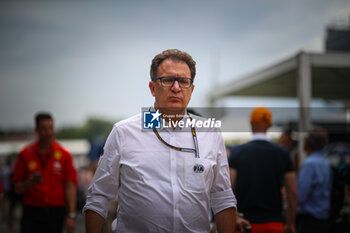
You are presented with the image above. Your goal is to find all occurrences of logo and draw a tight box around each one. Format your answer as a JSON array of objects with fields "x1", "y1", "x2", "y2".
[
  {"x1": 53, "y1": 161, "x2": 62, "y2": 175},
  {"x1": 141, "y1": 107, "x2": 222, "y2": 130},
  {"x1": 28, "y1": 161, "x2": 37, "y2": 171},
  {"x1": 53, "y1": 161, "x2": 61, "y2": 169},
  {"x1": 193, "y1": 164, "x2": 205, "y2": 173},
  {"x1": 143, "y1": 110, "x2": 161, "y2": 129},
  {"x1": 54, "y1": 150, "x2": 62, "y2": 160}
]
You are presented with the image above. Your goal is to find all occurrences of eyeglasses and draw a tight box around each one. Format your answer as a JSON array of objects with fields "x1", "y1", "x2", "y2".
[{"x1": 153, "y1": 76, "x2": 193, "y2": 89}]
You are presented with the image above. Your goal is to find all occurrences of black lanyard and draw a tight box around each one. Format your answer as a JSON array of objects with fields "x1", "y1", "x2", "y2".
[
  {"x1": 152, "y1": 113, "x2": 200, "y2": 158},
  {"x1": 34, "y1": 151, "x2": 50, "y2": 170}
]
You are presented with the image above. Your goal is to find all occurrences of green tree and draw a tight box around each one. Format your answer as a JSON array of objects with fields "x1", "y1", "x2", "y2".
[{"x1": 56, "y1": 117, "x2": 116, "y2": 140}]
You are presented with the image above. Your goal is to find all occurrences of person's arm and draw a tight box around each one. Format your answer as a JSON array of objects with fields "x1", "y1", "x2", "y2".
[
  {"x1": 228, "y1": 146, "x2": 239, "y2": 191},
  {"x1": 14, "y1": 173, "x2": 42, "y2": 195},
  {"x1": 214, "y1": 207, "x2": 236, "y2": 233},
  {"x1": 85, "y1": 209, "x2": 105, "y2": 233},
  {"x1": 236, "y1": 214, "x2": 251, "y2": 232},
  {"x1": 296, "y1": 164, "x2": 312, "y2": 206},
  {"x1": 283, "y1": 171, "x2": 297, "y2": 233},
  {"x1": 211, "y1": 132, "x2": 237, "y2": 233},
  {"x1": 14, "y1": 181, "x2": 27, "y2": 195},
  {"x1": 229, "y1": 168, "x2": 236, "y2": 190},
  {"x1": 13, "y1": 153, "x2": 41, "y2": 195},
  {"x1": 65, "y1": 181, "x2": 77, "y2": 233},
  {"x1": 83, "y1": 125, "x2": 122, "y2": 232}
]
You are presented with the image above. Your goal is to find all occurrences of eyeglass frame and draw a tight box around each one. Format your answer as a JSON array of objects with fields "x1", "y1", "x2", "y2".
[{"x1": 152, "y1": 76, "x2": 194, "y2": 89}]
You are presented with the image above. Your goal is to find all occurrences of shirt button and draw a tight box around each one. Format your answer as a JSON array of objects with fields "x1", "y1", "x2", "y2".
[{"x1": 172, "y1": 182, "x2": 175, "y2": 186}]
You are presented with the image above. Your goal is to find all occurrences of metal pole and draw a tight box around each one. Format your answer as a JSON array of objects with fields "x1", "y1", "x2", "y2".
[{"x1": 297, "y1": 52, "x2": 312, "y2": 167}]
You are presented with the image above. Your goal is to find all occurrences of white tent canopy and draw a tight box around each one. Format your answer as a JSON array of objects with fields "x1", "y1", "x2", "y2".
[{"x1": 207, "y1": 51, "x2": 350, "y2": 163}]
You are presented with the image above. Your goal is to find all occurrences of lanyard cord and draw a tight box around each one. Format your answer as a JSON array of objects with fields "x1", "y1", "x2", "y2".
[
  {"x1": 152, "y1": 114, "x2": 200, "y2": 158},
  {"x1": 34, "y1": 151, "x2": 49, "y2": 170}
]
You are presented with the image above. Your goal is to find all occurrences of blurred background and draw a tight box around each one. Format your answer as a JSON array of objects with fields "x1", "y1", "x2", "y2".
[
  {"x1": 1, "y1": 0, "x2": 350, "y2": 129},
  {"x1": 1, "y1": 0, "x2": 350, "y2": 232}
]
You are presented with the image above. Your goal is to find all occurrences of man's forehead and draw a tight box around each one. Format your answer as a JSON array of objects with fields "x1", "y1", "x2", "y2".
[
  {"x1": 158, "y1": 59, "x2": 190, "y2": 73},
  {"x1": 38, "y1": 119, "x2": 53, "y2": 126},
  {"x1": 163, "y1": 57, "x2": 186, "y2": 63}
]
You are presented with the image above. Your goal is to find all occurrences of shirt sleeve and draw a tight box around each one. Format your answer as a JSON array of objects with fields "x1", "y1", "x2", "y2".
[
  {"x1": 228, "y1": 146, "x2": 240, "y2": 169},
  {"x1": 297, "y1": 161, "x2": 313, "y2": 205},
  {"x1": 210, "y1": 131, "x2": 237, "y2": 215},
  {"x1": 64, "y1": 151, "x2": 78, "y2": 185},
  {"x1": 282, "y1": 147, "x2": 295, "y2": 172},
  {"x1": 82, "y1": 125, "x2": 122, "y2": 219}
]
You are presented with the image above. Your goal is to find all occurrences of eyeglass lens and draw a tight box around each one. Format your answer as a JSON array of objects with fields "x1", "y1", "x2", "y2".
[{"x1": 161, "y1": 77, "x2": 192, "y2": 88}]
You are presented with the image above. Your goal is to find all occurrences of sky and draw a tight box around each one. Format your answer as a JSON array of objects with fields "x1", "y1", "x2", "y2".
[{"x1": 1, "y1": 0, "x2": 350, "y2": 129}]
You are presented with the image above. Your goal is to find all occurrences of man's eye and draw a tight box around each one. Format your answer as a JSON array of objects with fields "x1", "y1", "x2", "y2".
[
  {"x1": 163, "y1": 78, "x2": 173, "y2": 84},
  {"x1": 180, "y1": 79, "x2": 190, "y2": 84}
]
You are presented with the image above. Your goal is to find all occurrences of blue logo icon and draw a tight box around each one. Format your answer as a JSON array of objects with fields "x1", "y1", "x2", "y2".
[{"x1": 143, "y1": 110, "x2": 161, "y2": 129}]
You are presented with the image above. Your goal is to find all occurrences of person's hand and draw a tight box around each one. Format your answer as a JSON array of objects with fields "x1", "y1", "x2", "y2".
[
  {"x1": 65, "y1": 217, "x2": 76, "y2": 233},
  {"x1": 284, "y1": 223, "x2": 295, "y2": 233},
  {"x1": 236, "y1": 215, "x2": 251, "y2": 232},
  {"x1": 27, "y1": 173, "x2": 42, "y2": 187}
]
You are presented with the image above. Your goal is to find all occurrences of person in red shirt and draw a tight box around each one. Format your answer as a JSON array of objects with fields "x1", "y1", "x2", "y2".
[{"x1": 13, "y1": 112, "x2": 77, "y2": 233}]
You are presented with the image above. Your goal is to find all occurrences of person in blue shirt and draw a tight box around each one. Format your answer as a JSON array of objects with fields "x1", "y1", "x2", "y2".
[{"x1": 296, "y1": 126, "x2": 332, "y2": 233}]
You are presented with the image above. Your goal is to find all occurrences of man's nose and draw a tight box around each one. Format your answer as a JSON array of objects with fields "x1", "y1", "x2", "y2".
[{"x1": 171, "y1": 80, "x2": 181, "y2": 91}]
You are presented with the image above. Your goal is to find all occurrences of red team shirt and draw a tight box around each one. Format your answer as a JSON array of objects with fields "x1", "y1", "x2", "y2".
[{"x1": 13, "y1": 140, "x2": 77, "y2": 207}]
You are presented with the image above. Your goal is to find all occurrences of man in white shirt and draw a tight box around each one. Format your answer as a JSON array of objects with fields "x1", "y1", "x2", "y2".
[{"x1": 84, "y1": 49, "x2": 237, "y2": 233}]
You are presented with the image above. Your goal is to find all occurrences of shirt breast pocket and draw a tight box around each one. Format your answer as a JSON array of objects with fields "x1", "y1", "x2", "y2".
[{"x1": 183, "y1": 157, "x2": 211, "y2": 192}]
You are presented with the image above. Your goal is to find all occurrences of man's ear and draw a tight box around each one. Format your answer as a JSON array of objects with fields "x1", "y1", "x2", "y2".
[{"x1": 149, "y1": 81, "x2": 156, "y2": 97}]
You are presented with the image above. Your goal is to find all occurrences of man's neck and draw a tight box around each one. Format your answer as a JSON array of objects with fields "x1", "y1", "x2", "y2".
[
  {"x1": 251, "y1": 133, "x2": 269, "y2": 141},
  {"x1": 38, "y1": 140, "x2": 52, "y2": 153}
]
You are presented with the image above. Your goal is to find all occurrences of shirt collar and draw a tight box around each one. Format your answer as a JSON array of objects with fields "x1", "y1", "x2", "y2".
[
  {"x1": 34, "y1": 140, "x2": 57, "y2": 154},
  {"x1": 309, "y1": 150, "x2": 324, "y2": 157},
  {"x1": 251, "y1": 133, "x2": 270, "y2": 141}
]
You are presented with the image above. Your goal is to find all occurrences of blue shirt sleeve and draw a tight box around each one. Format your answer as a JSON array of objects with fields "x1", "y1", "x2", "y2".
[{"x1": 297, "y1": 161, "x2": 314, "y2": 205}]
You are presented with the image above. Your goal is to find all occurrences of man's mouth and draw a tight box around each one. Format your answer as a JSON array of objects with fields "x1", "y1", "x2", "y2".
[{"x1": 169, "y1": 97, "x2": 181, "y2": 102}]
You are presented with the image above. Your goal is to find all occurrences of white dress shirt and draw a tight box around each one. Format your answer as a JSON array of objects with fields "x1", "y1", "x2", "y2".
[{"x1": 83, "y1": 113, "x2": 236, "y2": 233}]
